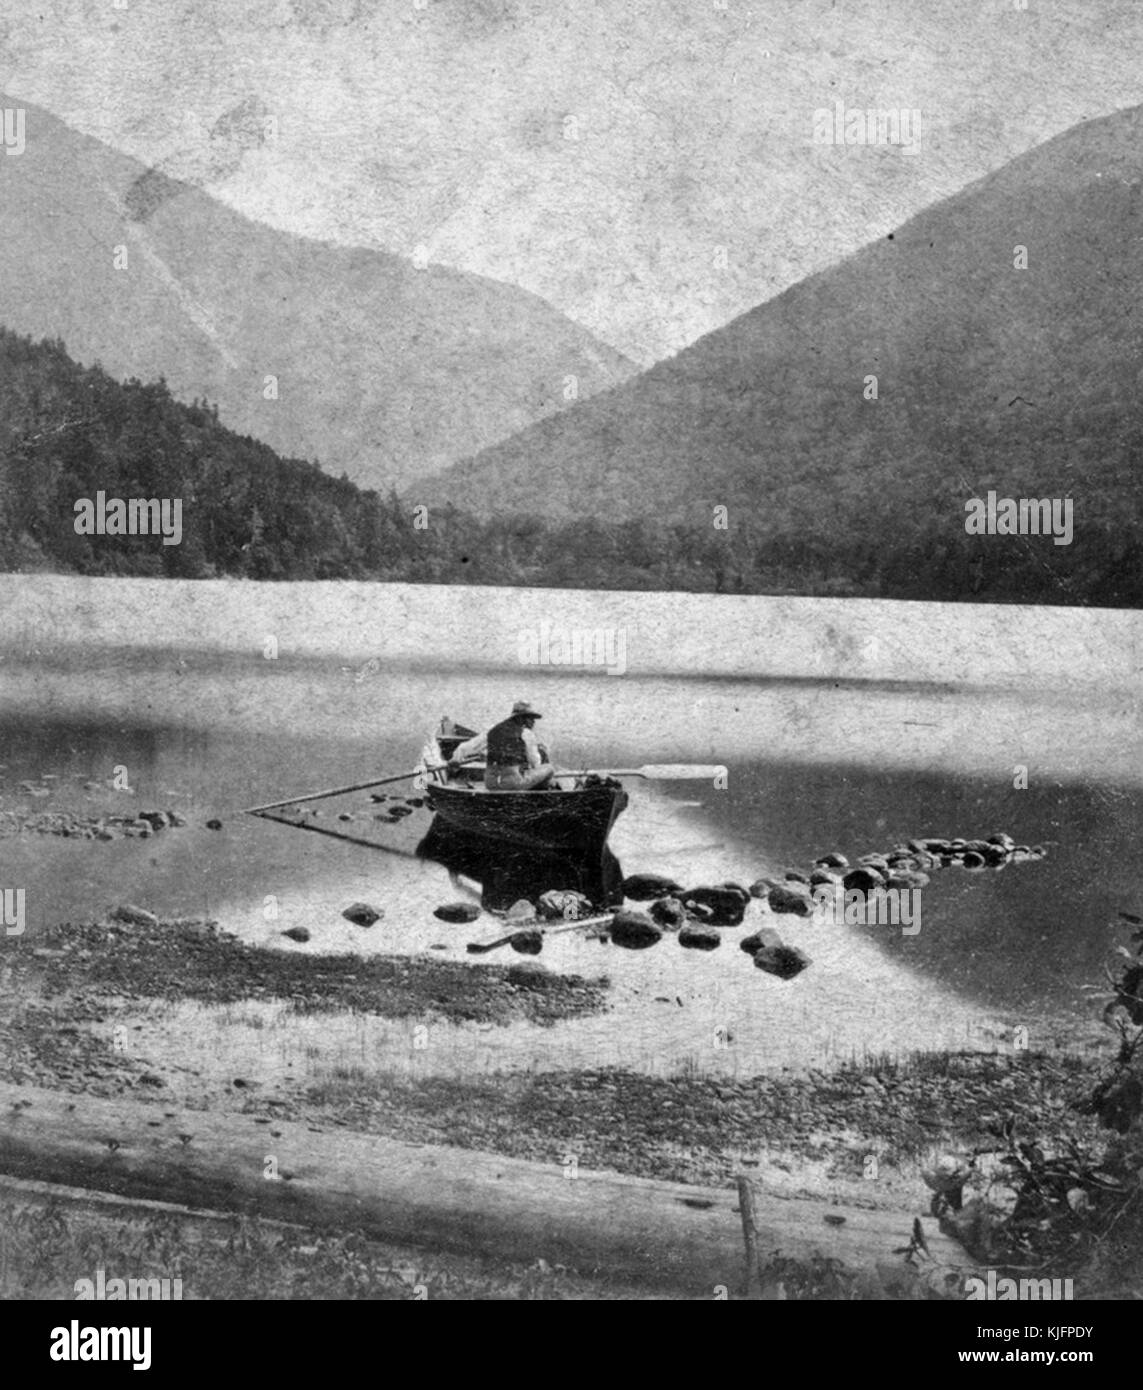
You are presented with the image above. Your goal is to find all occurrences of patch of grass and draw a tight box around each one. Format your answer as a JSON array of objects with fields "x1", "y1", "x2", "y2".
[
  {"x1": 0, "y1": 1192, "x2": 669, "y2": 1301},
  {"x1": 21, "y1": 917, "x2": 611, "y2": 1028}
]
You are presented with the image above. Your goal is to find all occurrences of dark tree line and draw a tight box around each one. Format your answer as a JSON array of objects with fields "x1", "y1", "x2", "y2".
[{"x1": 0, "y1": 328, "x2": 1137, "y2": 605}]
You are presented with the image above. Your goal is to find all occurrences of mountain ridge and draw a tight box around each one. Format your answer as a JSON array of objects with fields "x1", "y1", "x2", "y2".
[
  {"x1": 0, "y1": 96, "x2": 635, "y2": 491},
  {"x1": 427, "y1": 105, "x2": 1143, "y2": 538}
]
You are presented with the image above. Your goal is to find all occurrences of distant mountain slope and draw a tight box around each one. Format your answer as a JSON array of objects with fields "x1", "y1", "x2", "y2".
[
  {"x1": 430, "y1": 106, "x2": 1143, "y2": 548},
  {"x1": 2, "y1": 328, "x2": 1136, "y2": 604},
  {"x1": 0, "y1": 98, "x2": 634, "y2": 491}
]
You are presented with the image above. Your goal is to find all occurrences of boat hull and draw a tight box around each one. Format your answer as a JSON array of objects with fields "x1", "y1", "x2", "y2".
[{"x1": 417, "y1": 723, "x2": 628, "y2": 909}]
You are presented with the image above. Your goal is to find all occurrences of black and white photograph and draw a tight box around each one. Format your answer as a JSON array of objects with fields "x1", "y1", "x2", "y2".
[{"x1": 0, "y1": 0, "x2": 1140, "y2": 1339}]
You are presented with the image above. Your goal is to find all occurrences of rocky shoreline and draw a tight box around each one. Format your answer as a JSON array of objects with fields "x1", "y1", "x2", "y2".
[{"x1": 1, "y1": 908, "x2": 1114, "y2": 1191}]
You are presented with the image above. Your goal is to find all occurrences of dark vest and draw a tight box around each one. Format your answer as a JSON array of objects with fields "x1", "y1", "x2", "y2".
[{"x1": 486, "y1": 716, "x2": 528, "y2": 768}]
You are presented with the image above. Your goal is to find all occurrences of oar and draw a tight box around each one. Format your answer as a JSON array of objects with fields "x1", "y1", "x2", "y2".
[
  {"x1": 240, "y1": 765, "x2": 450, "y2": 816},
  {"x1": 566, "y1": 764, "x2": 726, "y2": 780},
  {"x1": 466, "y1": 912, "x2": 615, "y2": 955}
]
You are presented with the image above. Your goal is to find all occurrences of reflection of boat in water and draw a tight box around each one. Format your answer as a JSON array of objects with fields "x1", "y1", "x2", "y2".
[{"x1": 415, "y1": 718, "x2": 628, "y2": 910}]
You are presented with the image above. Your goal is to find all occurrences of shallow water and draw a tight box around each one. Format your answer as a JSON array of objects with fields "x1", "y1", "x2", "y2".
[{"x1": 1, "y1": 579, "x2": 1139, "y2": 1074}]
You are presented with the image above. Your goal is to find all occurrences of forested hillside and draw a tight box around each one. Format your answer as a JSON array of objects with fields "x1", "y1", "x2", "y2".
[{"x1": 0, "y1": 329, "x2": 1136, "y2": 604}]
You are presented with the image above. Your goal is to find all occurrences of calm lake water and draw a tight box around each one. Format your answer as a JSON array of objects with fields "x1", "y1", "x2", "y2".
[{"x1": 1, "y1": 578, "x2": 1139, "y2": 1074}]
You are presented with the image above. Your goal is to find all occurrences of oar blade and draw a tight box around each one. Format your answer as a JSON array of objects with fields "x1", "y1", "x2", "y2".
[{"x1": 639, "y1": 764, "x2": 727, "y2": 780}]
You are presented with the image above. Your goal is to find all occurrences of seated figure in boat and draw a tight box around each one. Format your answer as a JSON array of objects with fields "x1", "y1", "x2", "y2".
[{"x1": 447, "y1": 701, "x2": 557, "y2": 790}]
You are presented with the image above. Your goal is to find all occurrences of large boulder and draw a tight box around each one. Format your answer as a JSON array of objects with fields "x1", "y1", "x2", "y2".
[
  {"x1": 622, "y1": 873, "x2": 684, "y2": 901},
  {"x1": 433, "y1": 901, "x2": 481, "y2": 924},
  {"x1": 754, "y1": 943, "x2": 812, "y2": 979},
  {"x1": 678, "y1": 922, "x2": 721, "y2": 951},
  {"x1": 767, "y1": 883, "x2": 813, "y2": 917},
  {"x1": 681, "y1": 885, "x2": 748, "y2": 926},
  {"x1": 609, "y1": 909, "x2": 663, "y2": 950},
  {"x1": 342, "y1": 902, "x2": 383, "y2": 927}
]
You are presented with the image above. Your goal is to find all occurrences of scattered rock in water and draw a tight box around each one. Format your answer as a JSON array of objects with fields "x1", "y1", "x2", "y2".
[
  {"x1": 740, "y1": 926, "x2": 784, "y2": 956},
  {"x1": 682, "y1": 885, "x2": 748, "y2": 926},
  {"x1": 609, "y1": 909, "x2": 662, "y2": 950},
  {"x1": 754, "y1": 942, "x2": 812, "y2": 980},
  {"x1": 281, "y1": 927, "x2": 311, "y2": 943},
  {"x1": 678, "y1": 922, "x2": 721, "y2": 951},
  {"x1": 206, "y1": 819, "x2": 223, "y2": 830},
  {"x1": 506, "y1": 899, "x2": 535, "y2": 921},
  {"x1": 842, "y1": 867, "x2": 884, "y2": 894},
  {"x1": 962, "y1": 851, "x2": 986, "y2": 870},
  {"x1": 858, "y1": 853, "x2": 890, "y2": 871},
  {"x1": 369, "y1": 793, "x2": 388, "y2": 803},
  {"x1": 509, "y1": 929, "x2": 544, "y2": 955},
  {"x1": 138, "y1": 810, "x2": 169, "y2": 830},
  {"x1": 109, "y1": 903, "x2": 159, "y2": 928},
  {"x1": 433, "y1": 902, "x2": 481, "y2": 924},
  {"x1": 649, "y1": 896, "x2": 686, "y2": 929},
  {"x1": 767, "y1": 883, "x2": 812, "y2": 917},
  {"x1": 390, "y1": 805, "x2": 415, "y2": 818},
  {"x1": 166, "y1": 810, "x2": 187, "y2": 827},
  {"x1": 337, "y1": 813, "x2": 354, "y2": 822},
  {"x1": 406, "y1": 797, "x2": 425, "y2": 808},
  {"x1": 815, "y1": 852, "x2": 848, "y2": 870},
  {"x1": 685, "y1": 901, "x2": 715, "y2": 922},
  {"x1": 783, "y1": 870, "x2": 810, "y2": 884},
  {"x1": 887, "y1": 870, "x2": 930, "y2": 890},
  {"x1": 622, "y1": 872, "x2": 684, "y2": 901},
  {"x1": 429, "y1": 943, "x2": 448, "y2": 951},
  {"x1": 748, "y1": 878, "x2": 776, "y2": 899},
  {"x1": 536, "y1": 889, "x2": 593, "y2": 921},
  {"x1": 342, "y1": 902, "x2": 383, "y2": 927},
  {"x1": 809, "y1": 868, "x2": 841, "y2": 889}
]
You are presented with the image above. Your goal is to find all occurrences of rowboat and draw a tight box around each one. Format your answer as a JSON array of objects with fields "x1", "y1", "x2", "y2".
[{"x1": 414, "y1": 718, "x2": 629, "y2": 909}]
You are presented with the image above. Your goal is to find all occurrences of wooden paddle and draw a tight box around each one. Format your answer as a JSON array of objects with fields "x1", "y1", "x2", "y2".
[
  {"x1": 466, "y1": 912, "x2": 615, "y2": 954},
  {"x1": 240, "y1": 765, "x2": 450, "y2": 815},
  {"x1": 569, "y1": 765, "x2": 727, "y2": 780}
]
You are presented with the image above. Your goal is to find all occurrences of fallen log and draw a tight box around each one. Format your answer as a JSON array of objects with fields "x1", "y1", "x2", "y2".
[{"x1": 0, "y1": 1082, "x2": 975, "y2": 1295}]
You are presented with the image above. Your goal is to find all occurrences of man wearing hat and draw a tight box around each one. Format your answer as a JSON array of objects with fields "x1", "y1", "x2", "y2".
[{"x1": 448, "y1": 701, "x2": 556, "y2": 790}]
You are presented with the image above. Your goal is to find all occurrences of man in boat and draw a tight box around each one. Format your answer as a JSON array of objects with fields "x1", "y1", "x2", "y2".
[{"x1": 447, "y1": 701, "x2": 558, "y2": 790}]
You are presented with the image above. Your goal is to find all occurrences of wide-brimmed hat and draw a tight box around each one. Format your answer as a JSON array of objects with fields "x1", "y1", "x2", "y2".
[{"x1": 511, "y1": 700, "x2": 542, "y2": 718}]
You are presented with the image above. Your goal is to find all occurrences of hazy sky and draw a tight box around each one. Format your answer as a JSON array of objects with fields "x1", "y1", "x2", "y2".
[{"x1": 2, "y1": 0, "x2": 1142, "y2": 364}]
